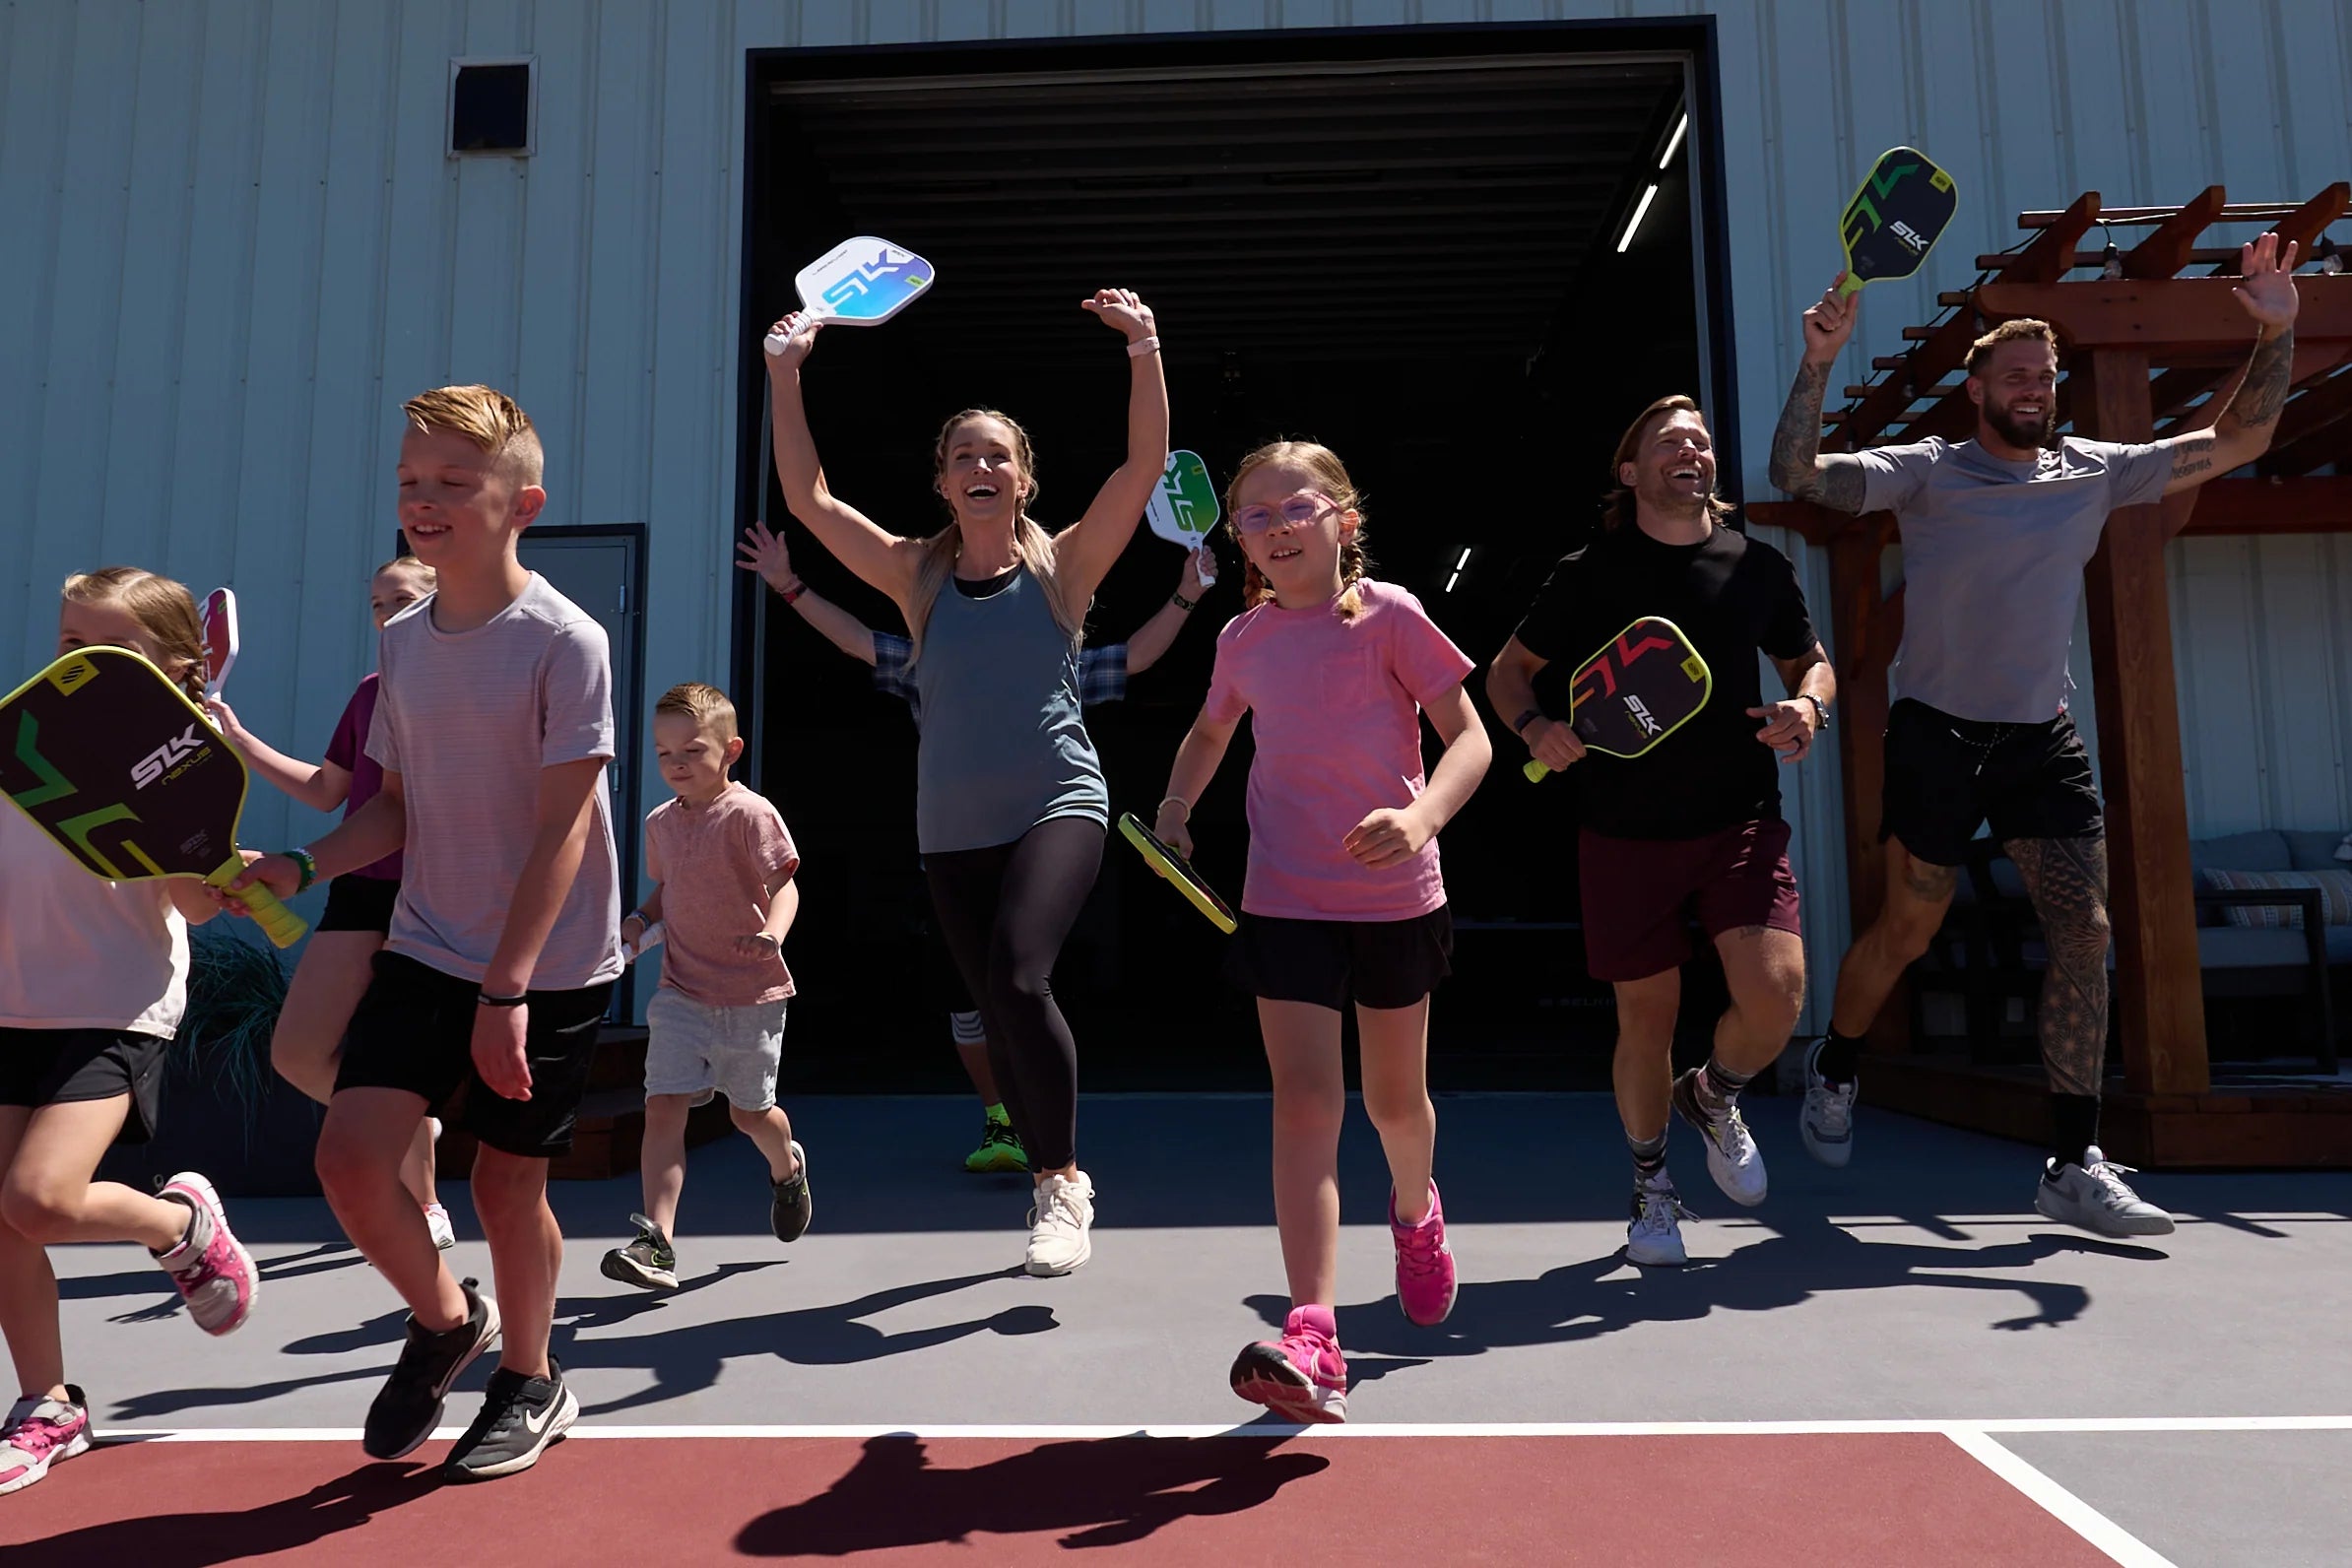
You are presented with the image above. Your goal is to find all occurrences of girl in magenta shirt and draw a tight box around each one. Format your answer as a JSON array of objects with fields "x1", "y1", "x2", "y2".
[
  {"x1": 209, "y1": 555, "x2": 451, "y2": 1248},
  {"x1": 1155, "y1": 441, "x2": 1491, "y2": 1422}
]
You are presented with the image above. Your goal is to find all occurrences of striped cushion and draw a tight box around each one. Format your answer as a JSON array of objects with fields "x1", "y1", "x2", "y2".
[{"x1": 2198, "y1": 867, "x2": 2352, "y2": 928}]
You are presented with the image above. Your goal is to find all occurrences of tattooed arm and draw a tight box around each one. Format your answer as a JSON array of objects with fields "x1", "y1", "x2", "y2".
[
  {"x1": 1768, "y1": 277, "x2": 1872, "y2": 512},
  {"x1": 2157, "y1": 231, "x2": 2301, "y2": 495}
]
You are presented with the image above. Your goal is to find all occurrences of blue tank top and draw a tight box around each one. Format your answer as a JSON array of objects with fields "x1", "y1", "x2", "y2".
[{"x1": 913, "y1": 567, "x2": 1109, "y2": 854}]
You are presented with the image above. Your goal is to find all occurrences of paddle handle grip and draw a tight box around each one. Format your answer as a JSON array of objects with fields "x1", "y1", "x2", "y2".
[
  {"x1": 205, "y1": 860, "x2": 309, "y2": 948},
  {"x1": 1524, "y1": 759, "x2": 1550, "y2": 782},
  {"x1": 763, "y1": 332, "x2": 789, "y2": 358},
  {"x1": 1836, "y1": 272, "x2": 1864, "y2": 297}
]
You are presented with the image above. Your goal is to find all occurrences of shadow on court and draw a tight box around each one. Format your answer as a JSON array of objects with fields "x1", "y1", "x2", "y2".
[
  {"x1": 733, "y1": 1433, "x2": 1328, "y2": 1555},
  {"x1": 14, "y1": 1457, "x2": 437, "y2": 1563},
  {"x1": 1248, "y1": 1216, "x2": 2171, "y2": 1370}
]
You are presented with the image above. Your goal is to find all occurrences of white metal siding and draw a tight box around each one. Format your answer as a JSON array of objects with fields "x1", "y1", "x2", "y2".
[{"x1": 3, "y1": 0, "x2": 2345, "y2": 1019}]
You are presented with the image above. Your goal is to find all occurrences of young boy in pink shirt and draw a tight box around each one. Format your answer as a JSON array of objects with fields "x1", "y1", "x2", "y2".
[
  {"x1": 603, "y1": 683, "x2": 808, "y2": 1290},
  {"x1": 1156, "y1": 440, "x2": 1491, "y2": 1424}
]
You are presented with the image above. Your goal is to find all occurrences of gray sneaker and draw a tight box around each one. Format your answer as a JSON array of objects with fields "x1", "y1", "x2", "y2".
[
  {"x1": 1799, "y1": 1038, "x2": 1857, "y2": 1168},
  {"x1": 2034, "y1": 1146, "x2": 2176, "y2": 1237},
  {"x1": 1625, "y1": 1174, "x2": 1695, "y2": 1267}
]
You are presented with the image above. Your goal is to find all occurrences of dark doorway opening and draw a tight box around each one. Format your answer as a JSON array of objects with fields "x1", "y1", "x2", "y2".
[{"x1": 737, "y1": 23, "x2": 1733, "y2": 1092}]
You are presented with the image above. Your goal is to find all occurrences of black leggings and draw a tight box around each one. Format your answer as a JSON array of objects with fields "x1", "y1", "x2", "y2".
[{"x1": 924, "y1": 817, "x2": 1104, "y2": 1172}]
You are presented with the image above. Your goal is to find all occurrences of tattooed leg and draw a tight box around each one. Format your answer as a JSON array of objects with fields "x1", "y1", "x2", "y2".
[{"x1": 2004, "y1": 835, "x2": 2113, "y2": 1099}]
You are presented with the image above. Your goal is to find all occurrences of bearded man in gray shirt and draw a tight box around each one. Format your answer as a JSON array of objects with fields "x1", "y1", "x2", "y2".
[{"x1": 1768, "y1": 232, "x2": 2302, "y2": 1237}]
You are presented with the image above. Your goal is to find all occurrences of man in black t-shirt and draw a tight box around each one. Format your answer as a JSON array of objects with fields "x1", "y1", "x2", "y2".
[{"x1": 1487, "y1": 396, "x2": 1834, "y2": 1267}]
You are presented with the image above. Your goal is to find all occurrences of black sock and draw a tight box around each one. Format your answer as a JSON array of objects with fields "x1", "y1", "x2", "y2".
[
  {"x1": 2047, "y1": 1093, "x2": 2100, "y2": 1174},
  {"x1": 1816, "y1": 1029, "x2": 1864, "y2": 1085},
  {"x1": 1700, "y1": 1055, "x2": 1755, "y2": 1107},
  {"x1": 1627, "y1": 1128, "x2": 1668, "y2": 1183}
]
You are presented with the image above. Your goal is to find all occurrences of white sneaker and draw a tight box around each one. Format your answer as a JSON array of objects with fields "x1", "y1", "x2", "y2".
[
  {"x1": 1626, "y1": 1174, "x2": 1694, "y2": 1266},
  {"x1": 1671, "y1": 1069, "x2": 1768, "y2": 1207},
  {"x1": 424, "y1": 1204, "x2": 456, "y2": 1252},
  {"x1": 1024, "y1": 1171, "x2": 1094, "y2": 1275},
  {"x1": 1800, "y1": 1038, "x2": 1858, "y2": 1168},
  {"x1": 2034, "y1": 1146, "x2": 2176, "y2": 1237}
]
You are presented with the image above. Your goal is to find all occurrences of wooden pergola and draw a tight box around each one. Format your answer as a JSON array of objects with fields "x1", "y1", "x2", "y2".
[{"x1": 1751, "y1": 184, "x2": 2352, "y2": 1167}]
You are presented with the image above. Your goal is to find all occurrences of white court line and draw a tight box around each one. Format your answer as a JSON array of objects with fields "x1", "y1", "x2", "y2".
[
  {"x1": 116, "y1": 1413, "x2": 2352, "y2": 1443},
  {"x1": 1946, "y1": 1425, "x2": 2178, "y2": 1568}
]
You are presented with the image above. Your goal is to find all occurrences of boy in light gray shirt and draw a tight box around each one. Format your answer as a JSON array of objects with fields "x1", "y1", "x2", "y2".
[{"x1": 237, "y1": 385, "x2": 621, "y2": 1481}]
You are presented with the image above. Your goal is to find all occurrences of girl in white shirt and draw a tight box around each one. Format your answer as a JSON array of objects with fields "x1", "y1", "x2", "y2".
[{"x1": 0, "y1": 567, "x2": 260, "y2": 1498}]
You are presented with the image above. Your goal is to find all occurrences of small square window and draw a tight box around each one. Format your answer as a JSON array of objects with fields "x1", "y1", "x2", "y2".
[{"x1": 449, "y1": 58, "x2": 535, "y2": 158}]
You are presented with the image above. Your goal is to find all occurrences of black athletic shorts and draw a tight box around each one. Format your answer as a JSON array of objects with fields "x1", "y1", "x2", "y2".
[
  {"x1": 317, "y1": 874, "x2": 400, "y2": 935},
  {"x1": 1225, "y1": 906, "x2": 1455, "y2": 1013},
  {"x1": 0, "y1": 1026, "x2": 168, "y2": 1144},
  {"x1": 335, "y1": 951, "x2": 610, "y2": 1158},
  {"x1": 1880, "y1": 698, "x2": 2104, "y2": 868}
]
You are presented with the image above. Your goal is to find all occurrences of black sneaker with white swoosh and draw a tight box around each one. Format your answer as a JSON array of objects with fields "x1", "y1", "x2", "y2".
[{"x1": 443, "y1": 1360, "x2": 578, "y2": 1480}]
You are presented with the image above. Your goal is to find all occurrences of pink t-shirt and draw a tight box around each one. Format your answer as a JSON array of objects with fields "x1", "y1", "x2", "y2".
[
  {"x1": 643, "y1": 782, "x2": 800, "y2": 1007},
  {"x1": 1205, "y1": 579, "x2": 1474, "y2": 921}
]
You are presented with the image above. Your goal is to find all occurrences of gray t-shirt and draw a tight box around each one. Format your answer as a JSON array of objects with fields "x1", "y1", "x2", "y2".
[
  {"x1": 367, "y1": 574, "x2": 624, "y2": 990},
  {"x1": 1855, "y1": 435, "x2": 2171, "y2": 723},
  {"x1": 911, "y1": 567, "x2": 1109, "y2": 854}
]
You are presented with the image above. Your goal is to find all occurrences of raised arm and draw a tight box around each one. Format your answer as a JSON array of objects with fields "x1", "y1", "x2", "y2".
[
  {"x1": 738, "y1": 520, "x2": 882, "y2": 665},
  {"x1": 208, "y1": 697, "x2": 353, "y2": 814},
  {"x1": 2154, "y1": 232, "x2": 2300, "y2": 496},
  {"x1": 1122, "y1": 546, "x2": 1209, "y2": 677},
  {"x1": 1766, "y1": 275, "x2": 1872, "y2": 513},
  {"x1": 762, "y1": 316, "x2": 929, "y2": 608},
  {"x1": 1046, "y1": 291, "x2": 1169, "y2": 608}
]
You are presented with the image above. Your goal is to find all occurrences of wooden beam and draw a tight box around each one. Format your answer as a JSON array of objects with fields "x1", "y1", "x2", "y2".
[
  {"x1": 2176, "y1": 475, "x2": 2352, "y2": 536},
  {"x1": 1822, "y1": 514, "x2": 1906, "y2": 1051},
  {"x1": 2257, "y1": 367, "x2": 2352, "y2": 475},
  {"x1": 1976, "y1": 275, "x2": 2352, "y2": 354},
  {"x1": 2123, "y1": 186, "x2": 2227, "y2": 279},
  {"x1": 2205, "y1": 181, "x2": 2349, "y2": 275},
  {"x1": 2020, "y1": 198, "x2": 2321, "y2": 228},
  {"x1": 2073, "y1": 349, "x2": 2209, "y2": 1097}
]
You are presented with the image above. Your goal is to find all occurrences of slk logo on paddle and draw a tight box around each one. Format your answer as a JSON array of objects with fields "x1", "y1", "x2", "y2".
[
  {"x1": 810, "y1": 240, "x2": 932, "y2": 321},
  {"x1": 132, "y1": 725, "x2": 209, "y2": 791},
  {"x1": 1146, "y1": 451, "x2": 1220, "y2": 544}
]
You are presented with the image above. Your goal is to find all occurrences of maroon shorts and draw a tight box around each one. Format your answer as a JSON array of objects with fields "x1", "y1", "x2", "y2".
[{"x1": 1577, "y1": 819, "x2": 1802, "y2": 982}]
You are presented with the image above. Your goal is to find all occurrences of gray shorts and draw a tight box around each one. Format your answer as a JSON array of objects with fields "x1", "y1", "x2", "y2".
[{"x1": 643, "y1": 988, "x2": 787, "y2": 1112}]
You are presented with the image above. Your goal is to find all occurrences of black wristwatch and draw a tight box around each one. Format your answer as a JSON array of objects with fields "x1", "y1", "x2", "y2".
[
  {"x1": 1511, "y1": 706, "x2": 1544, "y2": 737},
  {"x1": 1800, "y1": 694, "x2": 1829, "y2": 732},
  {"x1": 478, "y1": 993, "x2": 529, "y2": 1010},
  {"x1": 1171, "y1": 591, "x2": 1199, "y2": 612}
]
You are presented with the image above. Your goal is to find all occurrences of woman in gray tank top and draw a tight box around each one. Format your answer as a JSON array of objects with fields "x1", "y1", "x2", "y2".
[{"x1": 761, "y1": 289, "x2": 1168, "y2": 1278}]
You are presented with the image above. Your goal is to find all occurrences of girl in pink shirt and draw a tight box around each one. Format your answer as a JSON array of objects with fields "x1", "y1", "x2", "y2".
[
  {"x1": 0, "y1": 567, "x2": 260, "y2": 1497},
  {"x1": 1155, "y1": 442, "x2": 1491, "y2": 1423},
  {"x1": 210, "y1": 555, "x2": 452, "y2": 1249}
]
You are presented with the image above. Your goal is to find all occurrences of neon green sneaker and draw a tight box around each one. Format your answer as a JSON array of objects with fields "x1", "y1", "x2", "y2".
[{"x1": 963, "y1": 1119, "x2": 1028, "y2": 1174}]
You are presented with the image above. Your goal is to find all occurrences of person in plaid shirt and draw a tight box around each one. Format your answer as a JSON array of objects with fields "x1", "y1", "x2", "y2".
[{"x1": 738, "y1": 522, "x2": 1214, "y2": 1171}]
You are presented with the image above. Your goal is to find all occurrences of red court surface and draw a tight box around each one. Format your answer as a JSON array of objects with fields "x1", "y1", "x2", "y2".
[{"x1": 1, "y1": 1431, "x2": 2116, "y2": 1564}]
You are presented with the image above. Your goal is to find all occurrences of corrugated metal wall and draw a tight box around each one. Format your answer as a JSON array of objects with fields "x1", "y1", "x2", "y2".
[{"x1": 3, "y1": 0, "x2": 2345, "y2": 1021}]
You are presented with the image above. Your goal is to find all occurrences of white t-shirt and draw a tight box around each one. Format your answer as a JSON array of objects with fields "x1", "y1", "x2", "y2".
[
  {"x1": 367, "y1": 574, "x2": 625, "y2": 991},
  {"x1": 0, "y1": 803, "x2": 190, "y2": 1037}
]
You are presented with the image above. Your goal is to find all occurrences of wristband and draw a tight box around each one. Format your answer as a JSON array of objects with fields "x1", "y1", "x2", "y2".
[
  {"x1": 1126, "y1": 335, "x2": 1161, "y2": 359},
  {"x1": 1510, "y1": 707, "x2": 1544, "y2": 738},
  {"x1": 778, "y1": 580, "x2": 806, "y2": 606},
  {"x1": 1171, "y1": 592, "x2": 1198, "y2": 612},
  {"x1": 284, "y1": 847, "x2": 317, "y2": 894},
  {"x1": 478, "y1": 993, "x2": 529, "y2": 1009},
  {"x1": 623, "y1": 909, "x2": 650, "y2": 929},
  {"x1": 1800, "y1": 694, "x2": 1829, "y2": 731},
  {"x1": 1156, "y1": 794, "x2": 1191, "y2": 822}
]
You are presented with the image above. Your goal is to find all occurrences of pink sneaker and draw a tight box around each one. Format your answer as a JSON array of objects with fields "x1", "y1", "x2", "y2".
[
  {"x1": 1229, "y1": 1305, "x2": 1347, "y2": 1423},
  {"x1": 155, "y1": 1171, "x2": 257, "y2": 1336},
  {"x1": 0, "y1": 1387, "x2": 91, "y2": 1495},
  {"x1": 1390, "y1": 1180, "x2": 1457, "y2": 1327}
]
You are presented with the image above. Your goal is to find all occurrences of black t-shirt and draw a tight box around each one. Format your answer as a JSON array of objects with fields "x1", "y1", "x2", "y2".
[{"x1": 1513, "y1": 522, "x2": 1818, "y2": 838}]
